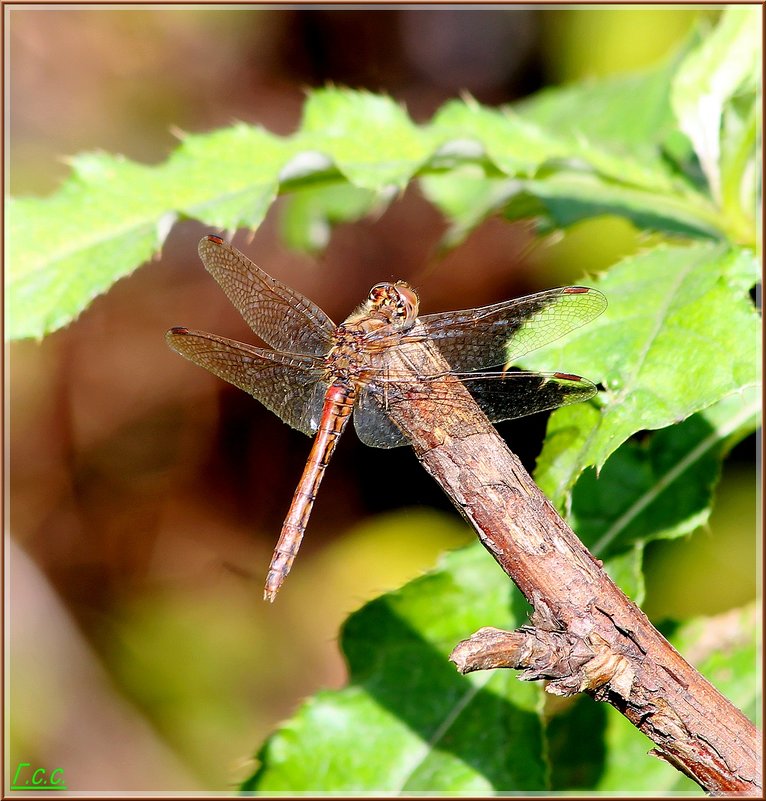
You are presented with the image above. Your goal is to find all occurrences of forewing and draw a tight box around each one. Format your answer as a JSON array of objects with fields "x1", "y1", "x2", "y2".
[
  {"x1": 166, "y1": 327, "x2": 328, "y2": 436},
  {"x1": 416, "y1": 287, "x2": 607, "y2": 371},
  {"x1": 198, "y1": 236, "x2": 336, "y2": 356}
]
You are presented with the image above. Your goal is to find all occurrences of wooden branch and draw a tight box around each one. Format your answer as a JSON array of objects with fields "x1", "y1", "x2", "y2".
[{"x1": 384, "y1": 332, "x2": 761, "y2": 796}]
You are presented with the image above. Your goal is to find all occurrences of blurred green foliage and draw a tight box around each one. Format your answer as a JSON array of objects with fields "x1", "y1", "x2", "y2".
[{"x1": 8, "y1": 11, "x2": 757, "y2": 340}]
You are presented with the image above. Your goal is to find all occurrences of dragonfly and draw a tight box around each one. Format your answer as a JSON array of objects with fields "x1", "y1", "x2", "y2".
[{"x1": 167, "y1": 235, "x2": 606, "y2": 601}]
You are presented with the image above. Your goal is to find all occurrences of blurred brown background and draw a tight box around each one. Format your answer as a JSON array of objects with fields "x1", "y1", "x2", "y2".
[{"x1": 8, "y1": 6, "x2": 755, "y2": 791}]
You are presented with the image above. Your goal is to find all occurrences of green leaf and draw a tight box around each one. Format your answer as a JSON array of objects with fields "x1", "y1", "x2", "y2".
[
  {"x1": 244, "y1": 545, "x2": 549, "y2": 792},
  {"x1": 527, "y1": 242, "x2": 760, "y2": 504},
  {"x1": 419, "y1": 170, "x2": 515, "y2": 248},
  {"x1": 279, "y1": 182, "x2": 382, "y2": 253},
  {"x1": 671, "y1": 7, "x2": 760, "y2": 204},
  {"x1": 571, "y1": 392, "x2": 757, "y2": 556},
  {"x1": 7, "y1": 125, "x2": 295, "y2": 340},
  {"x1": 11, "y1": 57, "x2": 743, "y2": 340},
  {"x1": 431, "y1": 97, "x2": 677, "y2": 192},
  {"x1": 245, "y1": 542, "x2": 758, "y2": 793},
  {"x1": 506, "y1": 172, "x2": 723, "y2": 239},
  {"x1": 719, "y1": 89, "x2": 759, "y2": 240},
  {"x1": 8, "y1": 155, "x2": 169, "y2": 340},
  {"x1": 517, "y1": 54, "x2": 680, "y2": 151},
  {"x1": 297, "y1": 88, "x2": 435, "y2": 190},
  {"x1": 167, "y1": 124, "x2": 291, "y2": 226},
  {"x1": 558, "y1": 389, "x2": 759, "y2": 601},
  {"x1": 421, "y1": 62, "x2": 725, "y2": 246}
]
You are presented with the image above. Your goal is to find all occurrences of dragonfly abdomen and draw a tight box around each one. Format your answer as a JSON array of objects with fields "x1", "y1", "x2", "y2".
[{"x1": 263, "y1": 383, "x2": 356, "y2": 601}]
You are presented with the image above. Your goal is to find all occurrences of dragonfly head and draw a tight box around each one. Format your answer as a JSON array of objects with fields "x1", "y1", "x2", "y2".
[{"x1": 366, "y1": 281, "x2": 420, "y2": 328}]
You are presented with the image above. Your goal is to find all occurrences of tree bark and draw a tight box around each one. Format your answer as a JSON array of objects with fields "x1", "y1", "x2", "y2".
[{"x1": 383, "y1": 331, "x2": 761, "y2": 796}]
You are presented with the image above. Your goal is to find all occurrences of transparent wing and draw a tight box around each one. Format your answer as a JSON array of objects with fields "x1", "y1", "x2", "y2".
[
  {"x1": 197, "y1": 235, "x2": 337, "y2": 356},
  {"x1": 353, "y1": 385, "x2": 410, "y2": 449},
  {"x1": 354, "y1": 370, "x2": 598, "y2": 449},
  {"x1": 166, "y1": 327, "x2": 328, "y2": 436},
  {"x1": 412, "y1": 286, "x2": 607, "y2": 372},
  {"x1": 457, "y1": 371, "x2": 598, "y2": 422}
]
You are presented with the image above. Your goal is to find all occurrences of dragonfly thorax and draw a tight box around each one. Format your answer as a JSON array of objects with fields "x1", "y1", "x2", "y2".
[{"x1": 324, "y1": 325, "x2": 374, "y2": 383}]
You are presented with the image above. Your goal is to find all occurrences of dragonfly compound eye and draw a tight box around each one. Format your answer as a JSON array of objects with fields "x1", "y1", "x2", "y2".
[
  {"x1": 368, "y1": 284, "x2": 389, "y2": 304},
  {"x1": 393, "y1": 282, "x2": 419, "y2": 321}
]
